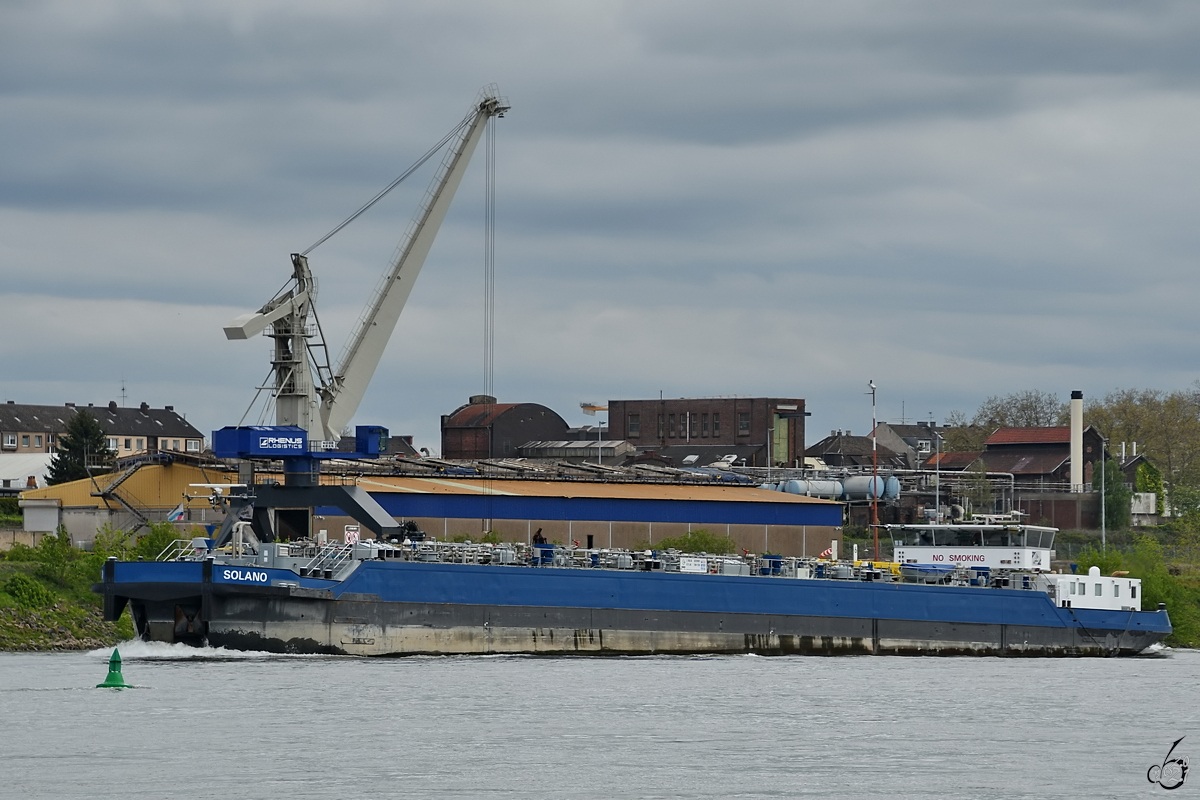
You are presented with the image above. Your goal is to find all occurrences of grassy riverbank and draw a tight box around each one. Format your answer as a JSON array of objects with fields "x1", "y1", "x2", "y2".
[{"x1": 0, "y1": 525, "x2": 177, "y2": 651}]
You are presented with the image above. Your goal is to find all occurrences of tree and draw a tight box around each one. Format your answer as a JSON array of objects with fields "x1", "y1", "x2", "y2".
[
  {"x1": 974, "y1": 389, "x2": 1067, "y2": 429},
  {"x1": 46, "y1": 411, "x2": 113, "y2": 485},
  {"x1": 1085, "y1": 387, "x2": 1200, "y2": 490},
  {"x1": 963, "y1": 459, "x2": 993, "y2": 514},
  {"x1": 942, "y1": 390, "x2": 1066, "y2": 452},
  {"x1": 941, "y1": 410, "x2": 988, "y2": 452},
  {"x1": 1095, "y1": 457, "x2": 1132, "y2": 530},
  {"x1": 1135, "y1": 460, "x2": 1166, "y2": 515}
]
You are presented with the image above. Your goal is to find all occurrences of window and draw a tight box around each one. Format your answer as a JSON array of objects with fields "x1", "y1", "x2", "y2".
[
  {"x1": 712, "y1": 413, "x2": 720, "y2": 437},
  {"x1": 1132, "y1": 585, "x2": 1138, "y2": 599},
  {"x1": 47, "y1": 434, "x2": 54, "y2": 446},
  {"x1": 186, "y1": 440, "x2": 200, "y2": 453},
  {"x1": 107, "y1": 438, "x2": 118, "y2": 450},
  {"x1": 627, "y1": 414, "x2": 640, "y2": 437},
  {"x1": 737, "y1": 412, "x2": 750, "y2": 435},
  {"x1": 136, "y1": 438, "x2": 144, "y2": 450},
  {"x1": 1094, "y1": 584, "x2": 1102, "y2": 596},
  {"x1": 1114, "y1": 584, "x2": 1120, "y2": 598},
  {"x1": 1069, "y1": 583, "x2": 1076, "y2": 595},
  {"x1": 657, "y1": 413, "x2": 664, "y2": 439},
  {"x1": 917, "y1": 440, "x2": 932, "y2": 454},
  {"x1": 668, "y1": 414, "x2": 676, "y2": 438},
  {"x1": 700, "y1": 413, "x2": 709, "y2": 437},
  {"x1": 21, "y1": 435, "x2": 30, "y2": 447},
  {"x1": 34, "y1": 435, "x2": 43, "y2": 448},
  {"x1": 2, "y1": 434, "x2": 14, "y2": 448},
  {"x1": 173, "y1": 439, "x2": 180, "y2": 450},
  {"x1": 124, "y1": 438, "x2": 132, "y2": 450}
]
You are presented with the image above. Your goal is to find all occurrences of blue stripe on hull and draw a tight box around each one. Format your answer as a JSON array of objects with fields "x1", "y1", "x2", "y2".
[{"x1": 333, "y1": 561, "x2": 1171, "y2": 635}]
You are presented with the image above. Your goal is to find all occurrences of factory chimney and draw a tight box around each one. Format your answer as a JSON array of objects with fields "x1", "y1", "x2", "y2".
[{"x1": 1069, "y1": 390, "x2": 1083, "y2": 492}]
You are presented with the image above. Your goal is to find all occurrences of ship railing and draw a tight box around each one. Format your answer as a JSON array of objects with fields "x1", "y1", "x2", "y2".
[
  {"x1": 157, "y1": 538, "x2": 197, "y2": 562},
  {"x1": 301, "y1": 542, "x2": 354, "y2": 577}
]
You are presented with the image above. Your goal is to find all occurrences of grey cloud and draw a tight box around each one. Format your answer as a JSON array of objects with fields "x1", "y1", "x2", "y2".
[{"x1": 4, "y1": 1, "x2": 1200, "y2": 452}]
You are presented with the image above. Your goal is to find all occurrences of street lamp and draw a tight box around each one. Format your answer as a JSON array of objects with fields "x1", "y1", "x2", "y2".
[{"x1": 580, "y1": 402, "x2": 608, "y2": 466}]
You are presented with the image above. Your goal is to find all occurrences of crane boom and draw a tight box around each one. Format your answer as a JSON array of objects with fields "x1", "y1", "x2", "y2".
[
  {"x1": 317, "y1": 92, "x2": 508, "y2": 441},
  {"x1": 224, "y1": 87, "x2": 507, "y2": 443}
]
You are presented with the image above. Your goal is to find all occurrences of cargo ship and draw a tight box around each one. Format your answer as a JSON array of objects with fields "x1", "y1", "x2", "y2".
[
  {"x1": 94, "y1": 517, "x2": 1171, "y2": 657},
  {"x1": 87, "y1": 90, "x2": 1169, "y2": 657}
]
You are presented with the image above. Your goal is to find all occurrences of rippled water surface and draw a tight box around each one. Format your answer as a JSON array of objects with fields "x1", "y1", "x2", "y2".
[{"x1": 2, "y1": 643, "x2": 1196, "y2": 799}]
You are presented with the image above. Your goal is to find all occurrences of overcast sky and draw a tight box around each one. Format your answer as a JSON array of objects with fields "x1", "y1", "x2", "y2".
[{"x1": 4, "y1": 1, "x2": 1200, "y2": 452}]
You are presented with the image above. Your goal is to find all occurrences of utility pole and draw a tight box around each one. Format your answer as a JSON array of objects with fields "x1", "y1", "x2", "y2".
[
  {"x1": 932, "y1": 412, "x2": 941, "y2": 523},
  {"x1": 767, "y1": 426, "x2": 774, "y2": 481},
  {"x1": 869, "y1": 380, "x2": 878, "y2": 561},
  {"x1": 1100, "y1": 438, "x2": 1107, "y2": 552}
]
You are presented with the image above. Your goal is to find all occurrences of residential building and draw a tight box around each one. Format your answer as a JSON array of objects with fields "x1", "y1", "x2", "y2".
[
  {"x1": 0, "y1": 401, "x2": 204, "y2": 459},
  {"x1": 872, "y1": 421, "x2": 945, "y2": 468},
  {"x1": 979, "y1": 426, "x2": 1105, "y2": 490},
  {"x1": 607, "y1": 397, "x2": 806, "y2": 468},
  {"x1": 921, "y1": 426, "x2": 1109, "y2": 529},
  {"x1": 804, "y1": 431, "x2": 906, "y2": 469},
  {"x1": 0, "y1": 453, "x2": 53, "y2": 495}
]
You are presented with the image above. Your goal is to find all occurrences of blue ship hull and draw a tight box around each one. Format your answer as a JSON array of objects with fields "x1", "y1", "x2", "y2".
[{"x1": 95, "y1": 558, "x2": 1171, "y2": 657}]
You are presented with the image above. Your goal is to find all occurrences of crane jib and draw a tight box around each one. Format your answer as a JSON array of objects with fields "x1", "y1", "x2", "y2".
[{"x1": 224, "y1": 87, "x2": 509, "y2": 443}]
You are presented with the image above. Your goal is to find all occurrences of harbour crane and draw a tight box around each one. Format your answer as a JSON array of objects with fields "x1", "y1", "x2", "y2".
[
  {"x1": 224, "y1": 87, "x2": 510, "y2": 445},
  {"x1": 206, "y1": 87, "x2": 508, "y2": 543}
]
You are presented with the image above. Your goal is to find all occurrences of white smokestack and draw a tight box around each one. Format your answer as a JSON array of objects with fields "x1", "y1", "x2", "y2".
[{"x1": 1070, "y1": 390, "x2": 1083, "y2": 492}]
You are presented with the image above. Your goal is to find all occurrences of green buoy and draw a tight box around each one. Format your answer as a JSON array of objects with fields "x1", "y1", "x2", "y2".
[{"x1": 96, "y1": 648, "x2": 133, "y2": 689}]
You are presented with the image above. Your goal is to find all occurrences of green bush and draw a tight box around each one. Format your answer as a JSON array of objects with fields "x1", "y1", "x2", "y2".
[
  {"x1": 4, "y1": 573, "x2": 56, "y2": 608},
  {"x1": 1076, "y1": 536, "x2": 1200, "y2": 648},
  {"x1": 92, "y1": 524, "x2": 134, "y2": 560},
  {"x1": 33, "y1": 527, "x2": 84, "y2": 587},
  {"x1": 0, "y1": 542, "x2": 35, "y2": 562},
  {"x1": 134, "y1": 522, "x2": 184, "y2": 561},
  {"x1": 651, "y1": 529, "x2": 738, "y2": 555},
  {"x1": 0, "y1": 496, "x2": 21, "y2": 526}
]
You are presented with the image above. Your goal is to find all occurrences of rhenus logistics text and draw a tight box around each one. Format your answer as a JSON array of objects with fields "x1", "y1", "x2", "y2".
[{"x1": 257, "y1": 437, "x2": 304, "y2": 450}]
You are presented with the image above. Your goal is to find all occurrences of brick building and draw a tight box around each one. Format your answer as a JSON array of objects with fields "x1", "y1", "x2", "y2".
[
  {"x1": 607, "y1": 397, "x2": 806, "y2": 468},
  {"x1": 441, "y1": 395, "x2": 570, "y2": 460}
]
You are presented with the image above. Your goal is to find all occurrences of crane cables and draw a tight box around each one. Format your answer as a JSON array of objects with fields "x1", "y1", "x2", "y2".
[
  {"x1": 481, "y1": 113, "x2": 498, "y2": 531},
  {"x1": 483, "y1": 111, "x2": 497, "y2": 405},
  {"x1": 299, "y1": 109, "x2": 476, "y2": 257}
]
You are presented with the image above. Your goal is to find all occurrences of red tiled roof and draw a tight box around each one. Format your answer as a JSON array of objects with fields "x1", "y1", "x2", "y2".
[
  {"x1": 923, "y1": 451, "x2": 982, "y2": 470},
  {"x1": 981, "y1": 452, "x2": 1069, "y2": 475},
  {"x1": 984, "y1": 427, "x2": 1070, "y2": 446}
]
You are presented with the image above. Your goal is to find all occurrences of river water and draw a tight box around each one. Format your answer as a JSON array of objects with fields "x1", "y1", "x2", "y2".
[{"x1": 1, "y1": 643, "x2": 1195, "y2": 799}]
